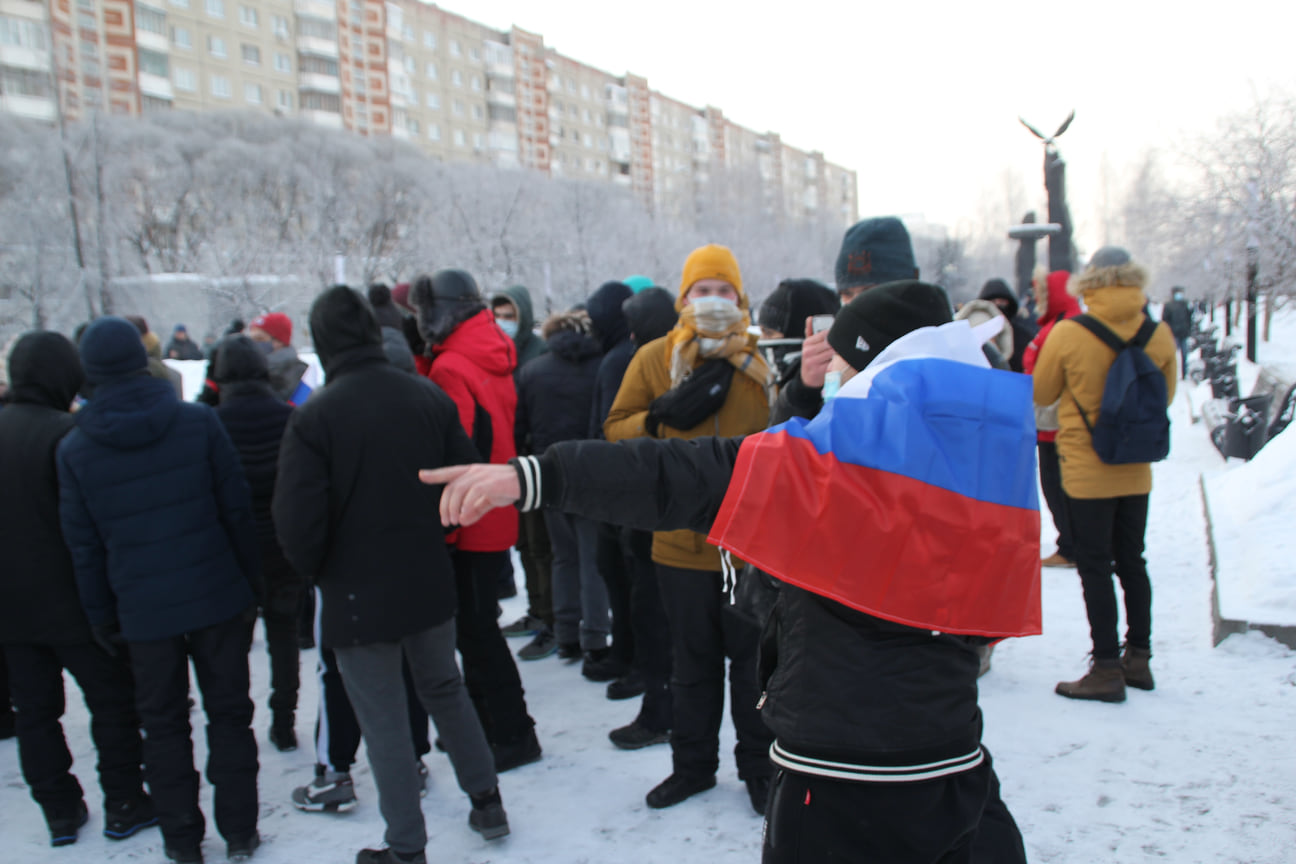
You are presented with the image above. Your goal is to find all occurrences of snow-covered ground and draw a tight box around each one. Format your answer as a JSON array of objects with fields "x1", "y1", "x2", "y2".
[{"x1": 4, "y1": 318, "x2": 1295, "y2": 863}]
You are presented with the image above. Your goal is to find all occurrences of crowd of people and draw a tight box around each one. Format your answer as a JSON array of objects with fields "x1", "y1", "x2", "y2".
[{"x1": 0, "y1": 214, "x2": 1179, "y2": 864}]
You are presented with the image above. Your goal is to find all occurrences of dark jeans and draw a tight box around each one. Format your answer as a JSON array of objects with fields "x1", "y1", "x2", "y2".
[
  {"x1": 263, "y1": 608, "x2": 299, "y2": 722},
  {"x1": 5, "y1": 642, "x2": 145, "y2": 817},
  {"x1": 597, "y1": 522, "x2": 635, "y2": 666},
  {"x1": 656, "y1": 564, "x2": 772, "y2": 781},
  {"x1": 453, "y1": 549, "x2": 536, "y2": 747},
  {"x1": 545, "y1": 510, "x2": 610, "y2": 651},
  {"x1": 1177, "y1": 336, "x2": 1189, "y2": 379},
  {"x1": 762, "y1": 754, "x2": 1025, "y2": 864},
  {"x1": 1069, "y1": 494, "x2": 1152, "y2": 660},
  {"x1": 129, "y1": 612, "x2": 258, "y2": 850},
  {"x1": 630, "y1": 534, "x2": 672, "y2": 732},
  {"x1": 312, "y1": 638, "x2": 429, "y2": 774},
  {"x1": 517, "y1": 509, "x2": 554, "y2": 627},
  {"x1": 1038, "y1": 441, "x2": 1074, "y2": 560}
]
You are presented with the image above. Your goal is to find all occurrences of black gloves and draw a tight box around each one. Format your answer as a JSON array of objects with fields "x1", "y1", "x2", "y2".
[
  {"x1": 646, "y1": 359, "x2": 735, "y2": 436},
  {"x1": 91, "y1": 621, "x2": 126, "y2": 658}
]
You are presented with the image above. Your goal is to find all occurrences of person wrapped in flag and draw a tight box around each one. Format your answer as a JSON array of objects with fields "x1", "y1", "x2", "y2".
[{"x1": 420, "y1": 280, "x2": 1038, "y2": 863}]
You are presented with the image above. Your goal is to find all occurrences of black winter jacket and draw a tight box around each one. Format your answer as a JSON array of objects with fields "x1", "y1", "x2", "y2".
[
  {"x1": 273, "y1": 336, "x2": 480, "y2": 649},
  {"x1": 515, "y1": 327, "x2": 601, "y2": 455},
  {"x1": 0, "y1": 333, "x2": 93, "y2": 645},
  {"x1": 214, "y1": 337, "x2": 303, "y2": 612},
  {"x1": 520, "y1": 435, "x2": 990, "y2": 781},
  {"x1": 57, "y1": 375, "x2": 259, "y2": 641}
]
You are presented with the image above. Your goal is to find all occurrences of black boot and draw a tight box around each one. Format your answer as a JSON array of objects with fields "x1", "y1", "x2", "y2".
[
  {"x1": 468, "y1": 787, "x2": 510, "y2": 840},
  {"x1": 46, "y1": 800, "x2": 89, "y2": 847},
  {"x1": 103, "y1": 795, "x2": 158, "y2": 840},
  {"x1": 646, "y1": 772, "x2": 716, "y2": 809}
]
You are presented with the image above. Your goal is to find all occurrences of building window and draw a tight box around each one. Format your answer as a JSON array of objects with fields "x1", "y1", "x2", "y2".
[
  {"x1": 238, "y1": 5, "x2": 257, "y2": 27},
  {"x1": 425, "y1": 92, "x2": 439, "y2": 109},
  {"x1": 136, "y1": 6, "x2": 166, "y2": 35},
  {"x1": 170, "y1": 26, "x2": 192, "y2": 49},
  {"x1": 469, "y1": 46, "x2": 480, "y2": 61},
  {"x1": 142, "y1": 95, "x2": 171, "y2": 112},
  {"x1": 139, "y1": 49, "x2": 169, "y2": 77},
  {"x1": 277, "y1": 89, "x2": 292, "y2": 110},
  {"x1": 453, "y1": 128, "x2": 465, "y2": 146},
  {"x1": 401, "y1": 24, "x2": 414, "y2": 41},
  {"x1": 422, "y1": 31, "x2": 435, "y2": 49},
  {"x1": 210, "y1": 74, "x2": 231, "y2": 98},
  {"x1": 299, "y1": 55, "x2": 337, "y2": 75},
  {"x1": 0, "y1": 17, "x2": 49, "y2": 50},
  {"x1": 301, "y1": 92, "x2": 340, "y2": 112},
  {"x1": 403, "y1": 55, "x2": 414, "y2": 73},
  {"x1": 169, "y1": 0, "x2": 189, "y2": 7},
  {"x1": 473, "y1": 132, "x2": 484, "y2": 149},
  {"x1": 173, "y1": 65, "x2": 197, "y2": 91},
  {"x1": 472, "y1": 104, "x2": 483, "y2": 120},
  {"x1": 77, "y1": 12, "x2": 95, "y2": 28},
  {"x1": 205, "y1": 0, "x2": 224, "y2": 19},
  {"x1": 428, "y1": 123, "x2": 440, "y2": 141},
  {"x1": 580, "y1": 84, "x2": 589, "y2": 99},
  {"x1": 470, "y1": 75, "x2": 480, "y2": 91},
  {"x1": 274, "y1": 52, "x2": 291, "y2": 73},
  {"x1": 296, "y1": 17, "x2": 335, "y2": 40},
  {"x1": 424, "y1": 62, "x2": 437, "y2": 80},
  {"x1": 407, "y1": 117, "x2": 419, "y2": 133},
  {"x1": 272, "y1": 15, "x2": 289, "y2": 38},
  {"x1": 244, "y1": 82, "x2": 262, "y2": 103},
  {"x1": 451, "y1": 69, "x2": 462, "y2": 87},
  {"x1": 241, "y1": 43, "x2": 260, "y2": 65},
  {"x1": 208, "y1": 36, "x2": 227, "y2": 58},
  {"x1": 449, "y1": 39, "x2": 460, "y2": 57},
  {"x1": 583, "y1": 132, "x2": 592, "y2": 147},
  {"x1": 452, "y1": 99, "x2": 463, "y2": 116}
]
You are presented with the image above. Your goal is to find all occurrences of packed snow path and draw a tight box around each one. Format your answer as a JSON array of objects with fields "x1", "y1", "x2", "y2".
[{"x1": 2, "y1": 392, "x2": 1293, "y2": 863}]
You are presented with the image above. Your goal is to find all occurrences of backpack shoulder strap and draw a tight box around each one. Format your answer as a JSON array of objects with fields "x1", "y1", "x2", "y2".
[
  {"x1": 1070, "y1": 314, "x2": 1127, "y2": 353},
  {"x1": 1129, "y1": 317, "x2": 1158, "y2": 349}
]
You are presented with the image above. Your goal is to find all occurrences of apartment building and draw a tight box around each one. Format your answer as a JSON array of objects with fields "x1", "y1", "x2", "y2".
[{"x1": 0, "y1": 0, "x2": 858, "y2": 226}]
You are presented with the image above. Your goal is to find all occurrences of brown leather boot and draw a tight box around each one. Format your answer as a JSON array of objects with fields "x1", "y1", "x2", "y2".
[
  {"x1": 1121, "y1": 645, "x2": 1154, "y2": 691},
  {"x1": 1055, "y1": 659, "x2": 1126, "y2": 703}
]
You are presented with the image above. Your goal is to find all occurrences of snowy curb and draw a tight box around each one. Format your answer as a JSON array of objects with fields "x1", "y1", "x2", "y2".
[{"x1": 1201, "y1": 475, "x2": 1296, "y2": 649}]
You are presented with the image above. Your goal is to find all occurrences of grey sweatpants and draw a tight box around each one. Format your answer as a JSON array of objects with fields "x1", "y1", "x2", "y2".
[{"x1": 334, "y1": 619, "x2": 496, "y2": 855}]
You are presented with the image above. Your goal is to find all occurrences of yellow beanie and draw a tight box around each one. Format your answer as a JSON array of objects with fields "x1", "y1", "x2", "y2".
[{"x1": 678, "y1": 244, "x2": 745, "y2": 310}]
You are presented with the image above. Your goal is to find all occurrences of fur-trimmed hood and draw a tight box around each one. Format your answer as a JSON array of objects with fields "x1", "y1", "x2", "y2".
[
  {"x1": 540, "y1": 310, "x2": 601, "y2": 363},
  {"x1": 1070, "y1": 260, "x2": 1148, "y2": 297}
]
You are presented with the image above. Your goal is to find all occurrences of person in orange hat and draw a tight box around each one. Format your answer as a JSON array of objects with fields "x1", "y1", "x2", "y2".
[
  {"x1": 248, "y1": 312, "x2": 307, "y2": 402},
  {"x1": 603, "y1": 243, "x2": 775, "y2": 814}
]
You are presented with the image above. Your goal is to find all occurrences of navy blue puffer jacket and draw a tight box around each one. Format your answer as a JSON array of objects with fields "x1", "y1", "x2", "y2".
[{"x1": 57, "y1": 374, "x2": 258, "y2": 641}]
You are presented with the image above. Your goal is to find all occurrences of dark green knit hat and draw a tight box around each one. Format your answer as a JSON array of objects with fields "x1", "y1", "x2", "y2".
[
  {"x1": 834, "y1": 217, "x2": 917, "y2": 295},
  {"x1": 827, "y1": 280, "x2": 953, "y2": 372}
]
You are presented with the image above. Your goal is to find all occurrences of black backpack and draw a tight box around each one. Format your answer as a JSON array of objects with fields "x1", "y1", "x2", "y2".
[{"x1": 1070, "y1": 315, "x2": 1170, "y2": 464}]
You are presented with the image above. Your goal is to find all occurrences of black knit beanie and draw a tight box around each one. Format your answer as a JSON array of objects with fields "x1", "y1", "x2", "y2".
[
  {"x1": 79, "y1": 316, "x2": 149, "y2": 385},
  {"x1": 827, "y1": 280, "x2": 953, "y2": 372},
  {"x1": 834, "y1": 217, "x2": 917, "y2": 295}
]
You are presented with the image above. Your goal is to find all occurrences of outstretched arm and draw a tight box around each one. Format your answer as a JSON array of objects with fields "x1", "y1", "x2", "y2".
[{"x1": 422, "y1": 436, "x2": 743, "y2": 535}]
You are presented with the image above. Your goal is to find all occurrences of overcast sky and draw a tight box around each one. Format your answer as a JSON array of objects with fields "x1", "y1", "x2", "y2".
[{"x1": 457, "y1": 0, "x2": 1296, "y2": 251}]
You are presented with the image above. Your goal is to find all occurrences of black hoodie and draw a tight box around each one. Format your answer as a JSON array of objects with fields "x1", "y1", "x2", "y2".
[
  {"x1": 586, "y1": 281, "x2": 634, "y2": 437},
  {"x1": 0, "y1": 333, "x2": 93, "y2": 645},
  {"x1": 273, "y1": 285, "x2": 482, "y2": 647}
]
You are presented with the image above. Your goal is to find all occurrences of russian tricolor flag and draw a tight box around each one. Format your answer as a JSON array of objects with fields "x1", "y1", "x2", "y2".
[{"x1": 708, "y1": 319, "x2": 1042, "y2": 638}]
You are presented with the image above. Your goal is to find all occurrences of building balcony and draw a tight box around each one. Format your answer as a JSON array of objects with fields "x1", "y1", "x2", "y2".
[
  {"x1": 136, "y1": 30, "x2": 169, "y2": 54},
  {"x1": 0, "y1": 45, "x2": 52, "y2": 73},
  {"x1": 296, "y1": 35, "x2": 339, "y2": 59},
  {"x1": 138, "y1": 72, "x2": 174, "y2": 101},
  {"x1": 298, "y1": 73, "x2": 340, "y2": 94},
  {"x1": 300, "y1": 108, "x2": 343, "y2": 128},
  {"x1": 0, "y1": 93, "x2": 57, "y2": 122},
  {"x1": 293, "y1": 0, "x2": 337, "y2": 21},
  {"x1": 486, "y1": 87, "x2": 514, "y2": 107}
]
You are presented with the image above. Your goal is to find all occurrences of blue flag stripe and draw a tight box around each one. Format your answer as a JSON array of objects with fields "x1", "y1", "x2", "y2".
[{"x1": 769, "y1": 358, "x2": 1039, "y2": 510}]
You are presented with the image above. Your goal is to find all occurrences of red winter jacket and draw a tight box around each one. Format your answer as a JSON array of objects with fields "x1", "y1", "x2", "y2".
[
  {"x1": 1023, "y1": 271, "x2": 1082, "y2": 442},
  {"x1": 420, "y1": 310, "x2": 519, "y2": 551}
]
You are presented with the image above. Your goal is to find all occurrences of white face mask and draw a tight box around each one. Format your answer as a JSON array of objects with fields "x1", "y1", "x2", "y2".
[
  {"x1": 821, "y1": 370, "x2": 842, "y2": 401},
  {"x1": 497, "y1": 319, "x2": 519, "y2": 338},
  {"x1": 688, "y1": 295, "x2": 742, "y2": 332}
]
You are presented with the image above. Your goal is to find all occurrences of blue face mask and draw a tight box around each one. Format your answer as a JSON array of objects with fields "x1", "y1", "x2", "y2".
[
  {"x1": 497, "y1": 319, "x2": 519, "y2": 338},
  {"x1": 821, "y1": 370, "x2": 842, "y2": 401}
]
